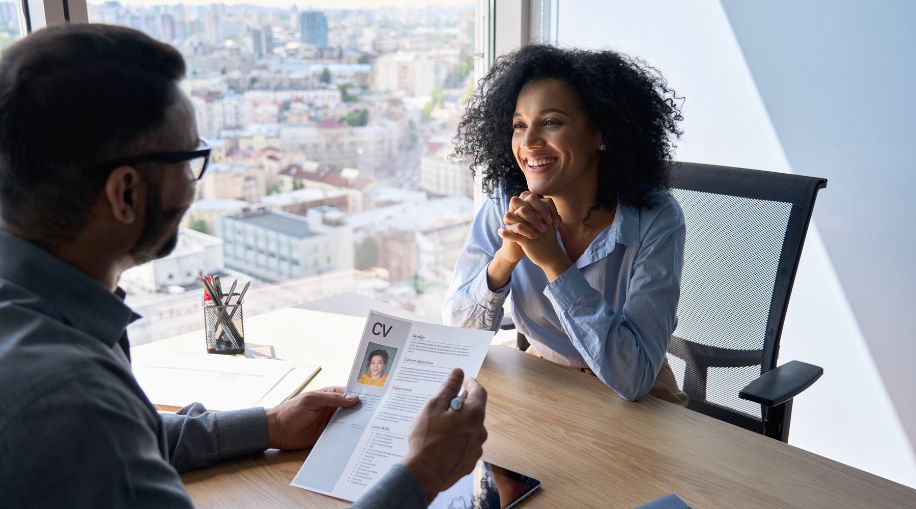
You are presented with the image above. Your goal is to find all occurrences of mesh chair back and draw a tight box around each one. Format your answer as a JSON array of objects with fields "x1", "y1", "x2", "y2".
[{"x1": 666, "y1": 162, "x2": 826, "y2": 435}]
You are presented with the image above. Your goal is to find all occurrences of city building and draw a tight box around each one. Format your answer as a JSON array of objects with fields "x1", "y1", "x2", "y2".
[
  {"x1": 120, "y1": 228, "x2": 224, "y2": 294},
  {"x1": 219, "y1": 208, "x2": 353, "y2": 282},
  {"x1": 160, "y1": 14, "x2": 175, "y2": 41},
  {"x1": 299, "y1": 10, "x2": 328, "y2": 48},
  {"x1": 191, "y1": 91, "x2": 244, "y2": 139},
  {"x1": 370, "y1": 52, "x2": 451, "y2": 97},
  {"x1": 279, "y1": 122, "x2": 398, "y2": 176},
  {"x1": 198, "y1": 162, "x2": 267, "y2": 203},
  {"x1": 347, "y1": 196, "x2": 473, "y2": 283},
  {"x1": 0, "y1": 2, "x2": 19, "y2": 33},
  {"x1": 208, "y1": 138, "x2": 229, "y2": 163},
  {"x1": 364, "y1": 187, "x2": 427, "y2": 208},
  {"x1": 182, "y1": 198, "x2": 250, "y2": 234},
  {"x1": 419, "y1": 143, "x2": 473, "y2": 198},
  {"x1": 277, "y1": 164, "x2": 372, "y2": 213},
  {"x1": 261, "y1": 24, "x2": 274, "y2": 54},
  {"x1": 220, "y1": 124, "x2": 281, "y2": 151},
  {"x1": 249, "y1": 27, "x2": 265, "y2": 59},
  {"x1": 243, "y1": 89, "x2": 342, "y2": 125},
  {"x1": 261, "y1": 188, "x2": 349, "y2": 215}
]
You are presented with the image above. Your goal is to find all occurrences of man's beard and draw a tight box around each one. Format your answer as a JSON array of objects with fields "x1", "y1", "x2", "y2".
[{"x1": 129, "y1": 183, "x2": 187, "y2": 265}]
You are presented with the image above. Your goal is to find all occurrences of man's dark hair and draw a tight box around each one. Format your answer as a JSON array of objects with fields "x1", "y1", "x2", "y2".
[
  {"x1": 0, "y1": 23, "x2": 186, "y2": 242},
  {"x1": 453, "y1": 44, "x2": 683, "y2": 210}
]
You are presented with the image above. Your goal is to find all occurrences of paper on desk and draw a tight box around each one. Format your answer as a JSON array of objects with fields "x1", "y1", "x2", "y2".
[
  {"x1": 132, "y1": 354, "x2": 320, "y2": 411},
  {"x1": 290, "y1": 310, "x2": 494, "y2": 502}
]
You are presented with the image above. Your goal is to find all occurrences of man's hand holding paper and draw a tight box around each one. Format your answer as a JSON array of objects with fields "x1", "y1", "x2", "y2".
[
  {"x1": 402, "y1": 368, "x2": 488, "y2": 504},
  {"x1": 291, "y1": 311, "x2": 494, "y2": 503},
  {"x1": 266, "y1": 387, "x2": 361, "y2": 450}
]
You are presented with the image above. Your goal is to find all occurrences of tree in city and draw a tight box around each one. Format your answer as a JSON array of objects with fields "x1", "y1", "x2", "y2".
[
  {"x1": 338, "y1": 83, "x2": 358, "y2": 102},
  {"x1": 319, "y1": 66, "x2": 332, "y2": 85},
  {"x1": 444, "y1": 53, "x2": 474, "y2": 88},
  {"x1": 355, "y1": 237, "x2": 379, "y2": 270},
  {"x1": 189, "y1": 219, "x2": 210, "y2": 235},
  {"x1": 411, "y1": 273, "x2": 424, "y2": 295},
  {"x1": 340, "y1": 108, "x2": 369, "y2": 127},
  {"x1": 422, "y1": 88, "x2": 444, "y2": 120}
]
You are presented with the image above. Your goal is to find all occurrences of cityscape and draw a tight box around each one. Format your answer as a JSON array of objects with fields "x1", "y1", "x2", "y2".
[
  {"x1": 82, "y1": 1, "x2": 479, "y2": 344},
  {"x1": 0, "y1": 2, "x2": 22, "y2": 46}
]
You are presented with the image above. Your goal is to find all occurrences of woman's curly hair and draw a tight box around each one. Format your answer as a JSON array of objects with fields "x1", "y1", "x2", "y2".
[{"x1": 453, "y1": 44, "x2": 683, "y2": 210}]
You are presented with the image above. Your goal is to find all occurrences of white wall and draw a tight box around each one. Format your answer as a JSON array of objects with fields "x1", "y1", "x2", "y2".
[{"x1": 555, "y1": 0, "x2": 916, "y2": 487}]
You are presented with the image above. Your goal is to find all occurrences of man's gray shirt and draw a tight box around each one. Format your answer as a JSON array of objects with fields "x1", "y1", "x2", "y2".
[{"x1": 0, "y1": 230, "x2": 425, "y2": 508}]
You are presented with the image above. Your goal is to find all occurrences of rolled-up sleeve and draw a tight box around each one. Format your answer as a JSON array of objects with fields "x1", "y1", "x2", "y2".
[
  {"x1": 442, "y1": 195, "x2": 510, "y2": 331},
  {"x1": 544, "y1": 202, "x2": 685, "y2": 401}
]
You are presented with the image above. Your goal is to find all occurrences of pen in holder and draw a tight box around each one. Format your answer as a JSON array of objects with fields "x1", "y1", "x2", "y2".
[{"x1": 201, "y1": 275, "x2": 249, "y2": 355}]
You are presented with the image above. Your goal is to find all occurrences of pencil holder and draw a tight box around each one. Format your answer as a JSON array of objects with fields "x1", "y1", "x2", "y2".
[{"x1": 204, "y1": 300, "x2": 245, "y2": 354}]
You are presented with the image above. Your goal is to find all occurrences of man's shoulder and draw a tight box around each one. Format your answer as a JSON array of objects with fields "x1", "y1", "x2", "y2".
[
  {"x1": 0, "y1": 297, "x2": 150, "y2": 435},
  {"x1": 0, "y1": 350, "x2": 174, "y2": 508}
]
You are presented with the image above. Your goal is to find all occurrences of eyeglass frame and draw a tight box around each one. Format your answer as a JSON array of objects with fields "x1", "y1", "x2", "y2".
[{"x1": 88, "y1": 139, "x2": 211, "y2": 181}]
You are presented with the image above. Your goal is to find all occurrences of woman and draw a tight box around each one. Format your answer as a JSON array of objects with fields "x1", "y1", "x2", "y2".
[
  {"x1": 444, "y1": 45, "x2": 686, "y2": 404},
  {"x1": 356, "y1": 349, "x2": 389, "y2": 387}
]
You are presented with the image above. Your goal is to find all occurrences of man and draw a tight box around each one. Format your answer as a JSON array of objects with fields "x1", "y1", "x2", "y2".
[{"x1": 0, "y1": 24, "x2": 487, "y2": 508}]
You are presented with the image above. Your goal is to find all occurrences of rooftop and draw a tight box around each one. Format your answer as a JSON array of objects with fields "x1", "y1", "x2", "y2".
[
  {"x1": 262, "y1": 188, "x2": 346, "y2": 206},
  {"x1": 348, "y1": 196, "x2": 473, "y2": 231},
  {"x1": 226, "y1": 210, "x2": 315, "y2": 239},
  {"x1": 190, "y1": 199, "x2": 250, "y2": 212}
]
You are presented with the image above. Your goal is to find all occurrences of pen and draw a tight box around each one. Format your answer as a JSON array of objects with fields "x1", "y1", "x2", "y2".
[
  {"x1": 235, "y1": 281, "x2": 251, "y2": 305},
  {"x1": 225, "y1": 279, "x2": 238, "y2": 305},
  {"x1": 215, "y1": 280, "x2": 250, "y2": 338},
  {"x1": 200, "y1": 275, "x2": 243, "y2": 345},
  {"x1": 282, "y1": 369, "x2": 321, "y2": 404}
]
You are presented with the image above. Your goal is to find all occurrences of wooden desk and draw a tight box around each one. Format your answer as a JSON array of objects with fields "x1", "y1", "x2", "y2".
[{"x1": 136, "y1": 308, "x2": 916, "y2": 508}]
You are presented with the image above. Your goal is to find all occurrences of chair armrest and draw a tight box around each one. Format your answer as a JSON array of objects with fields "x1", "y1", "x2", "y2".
[
  {"x1": 739, "y1": 360, "x2": 823, "y2": 407},
  {"x1": 500, "y1": 315, "x2": 516, "y2": 330}
]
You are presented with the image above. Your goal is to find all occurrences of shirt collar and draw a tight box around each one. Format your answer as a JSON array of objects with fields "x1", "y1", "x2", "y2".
[
  {"x1": 574, "y1": 202, "x2": 640, "y2": 268},
  {"x1": 0, "y1": 229, "x2": 137, "y2": 347}
]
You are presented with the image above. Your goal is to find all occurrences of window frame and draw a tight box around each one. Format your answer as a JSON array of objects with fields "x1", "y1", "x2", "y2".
[{"x1": 20, "y1": 0, "x2": 88, "y2": 32}]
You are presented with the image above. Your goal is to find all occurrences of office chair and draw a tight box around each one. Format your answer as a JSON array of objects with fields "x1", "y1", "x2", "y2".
[
  {"x1": 665, "y1": 161, "x2": 825, "y2": 441},
  {"x1": 503, "y1": 162, "x2": 826, "y2": 442}
]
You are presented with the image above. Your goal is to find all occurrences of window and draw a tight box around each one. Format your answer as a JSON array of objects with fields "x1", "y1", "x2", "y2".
[
  {"x1": 0, "y1": 1, "x2": 24, "y2": 52},
  {"x1": 91, "y1": 0, "x2": 482, "y2": 343}
]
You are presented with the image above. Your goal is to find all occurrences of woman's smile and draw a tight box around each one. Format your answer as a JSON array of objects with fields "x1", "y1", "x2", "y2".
[
  {"x1": 511, "y1": 79, "x2": 601, "y2": 198},
  {"x1": 523, "y1": 156, "x2": 559, "y2": 174}
]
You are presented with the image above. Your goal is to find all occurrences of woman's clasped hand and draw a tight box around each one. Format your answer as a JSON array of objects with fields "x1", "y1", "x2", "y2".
[{"x1": 498, "y1": 192, "x2": 568, "y2": 270}]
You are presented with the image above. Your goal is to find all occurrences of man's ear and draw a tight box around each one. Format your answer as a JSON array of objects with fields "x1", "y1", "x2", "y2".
[{"x1": 104, "y1": 166, "x2": 143, "y2": 225}]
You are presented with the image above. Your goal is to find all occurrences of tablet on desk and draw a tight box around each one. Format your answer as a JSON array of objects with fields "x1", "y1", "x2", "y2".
[{"x1": 429, "y1": 460, "x2": 541, "y2": 509}]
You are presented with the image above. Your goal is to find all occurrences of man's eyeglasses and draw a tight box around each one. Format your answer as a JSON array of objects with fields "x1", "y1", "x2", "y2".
[{"x1": 90, "y1": 139, "x2": 211, "y2": 181}]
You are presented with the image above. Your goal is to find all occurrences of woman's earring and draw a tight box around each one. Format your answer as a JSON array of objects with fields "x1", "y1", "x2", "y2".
[{"x1": 598, "y1": 143, "x2": 607, "y2": 151}]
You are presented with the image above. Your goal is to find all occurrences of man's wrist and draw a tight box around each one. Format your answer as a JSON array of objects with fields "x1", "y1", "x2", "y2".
[
  {"x1": 400, "y1": 456, "x2": 439, "y2": 504},
  {"x1": 265, "y1": 407, "x2": 279, "y2": 449}
]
